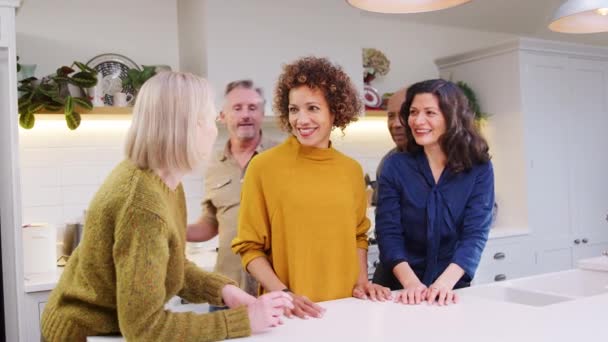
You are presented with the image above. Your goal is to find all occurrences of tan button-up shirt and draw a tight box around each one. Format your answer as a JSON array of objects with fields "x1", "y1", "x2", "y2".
[{"x1": 200, "y1": 135, "x2": 277, "y2": 295}]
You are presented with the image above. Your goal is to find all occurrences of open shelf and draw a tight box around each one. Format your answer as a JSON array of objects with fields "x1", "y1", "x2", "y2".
[
  {"x1": 365, "y1": 109, "x2": 387, "y2": 117},
  {"x1": 37, "y1": 106, "x2": 132, "y2": 115}
]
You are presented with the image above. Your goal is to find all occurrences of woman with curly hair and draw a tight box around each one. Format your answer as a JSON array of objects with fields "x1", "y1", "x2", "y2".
[
  {"x1": 232, "y1": 56, "x2": 390, "y2": 319},
  {"x1": 374, "y1": 79, "x2": 495, "y2": 306}
]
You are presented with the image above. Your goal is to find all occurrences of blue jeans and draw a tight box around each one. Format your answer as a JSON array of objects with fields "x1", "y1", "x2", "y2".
[{"x1": 209, "y1": 305, "x2": 228, "y2": 312}]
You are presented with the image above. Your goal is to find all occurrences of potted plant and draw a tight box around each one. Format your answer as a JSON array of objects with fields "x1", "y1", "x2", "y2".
[
  {"x1": 18, "y1": 61, "x2": 98, "y2": 130},
  {"x1": 455, "y1": 81, "x2": 490, "y2": 124},
  {"x1": 122, "y1": 65, "x2": 157, "y2": 98},
  {"x1": 362, "y1": 48, "x2": 390, "y2": 83}
]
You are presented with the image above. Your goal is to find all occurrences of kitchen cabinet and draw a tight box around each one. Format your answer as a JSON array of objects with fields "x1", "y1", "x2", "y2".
[
  {"x1": 0, "y1": 8, "x2": 9, "y2": 47},
  {"x1": 0, "y1": 1, "x2": 25, "y2": 342},
  {"x1": 473, "y1": 235, "x2": 535, "y2": 285},
  {"x1": 23, "y1": 291, "x2": 50, "y2": 342},
  {"x1": 437, "y1": 38, "x2": 608, "y2": 276}
]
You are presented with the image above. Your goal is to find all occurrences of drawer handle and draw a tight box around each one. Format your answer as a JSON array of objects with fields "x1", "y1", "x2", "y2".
[
  {"x1": 582, "y1": 238, "x2": 588, "y2": 244},
  {"x1": 493, "y1": 252, "x2": 506, "y2": 260},
  {"x1": 494, "y1": 274, "x2": 507, "y2": 282},
  {"x1": 574, "y1": 239, "x2": 581, "y2": 245}
]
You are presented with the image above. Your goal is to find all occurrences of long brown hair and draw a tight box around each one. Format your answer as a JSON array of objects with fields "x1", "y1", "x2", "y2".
[{"x1": 400, "y1": 79, "x2": 490, "y2": 172}]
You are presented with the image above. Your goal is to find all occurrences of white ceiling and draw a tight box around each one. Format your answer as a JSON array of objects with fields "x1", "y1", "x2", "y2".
[{"x1": 360, "y1": 0, "x2": 608, "y2": 46}]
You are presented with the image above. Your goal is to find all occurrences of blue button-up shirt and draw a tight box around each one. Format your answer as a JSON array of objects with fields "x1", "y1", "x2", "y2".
[{"x1": 375, "y1": 151, "x2": 494, "y2": 285}]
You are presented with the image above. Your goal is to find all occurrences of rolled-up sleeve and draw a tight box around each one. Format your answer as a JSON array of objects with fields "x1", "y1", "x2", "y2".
[
  {"x1": 451, "y1": 162, "x2": 495, "y2": 279},
  {"x1": 375, "y1": 157, "x2": 408, "y2": 271}
]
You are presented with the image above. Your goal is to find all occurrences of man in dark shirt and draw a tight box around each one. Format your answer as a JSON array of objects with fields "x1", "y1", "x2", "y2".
[{"x1": 371, "y1": 87, "x2": 408, "y2": 205}]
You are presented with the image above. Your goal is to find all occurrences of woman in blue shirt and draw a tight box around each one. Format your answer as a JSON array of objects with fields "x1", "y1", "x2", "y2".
[{"x1": 374, "y1": 79, "x2": 494, "y2": 306}]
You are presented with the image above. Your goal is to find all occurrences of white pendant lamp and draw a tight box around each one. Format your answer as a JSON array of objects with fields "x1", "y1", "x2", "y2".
[
  {"x1": 346, "y1": 0, "x2": 471, "y2": 14},
  {"x1": 549, "y1": 0, "x2": 608, "y2": 33}
]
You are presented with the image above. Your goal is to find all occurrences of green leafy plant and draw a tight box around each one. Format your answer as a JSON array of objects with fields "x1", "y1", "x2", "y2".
[
  {"x1": 18, "y1": 61, "x2": 98, "y2": 130},
  {"x1": 122, "y1": 65, "x2": 156, "y2": 95},
  {"x1": 456, "y1": 81, "x2": 490, "y2": 122}
]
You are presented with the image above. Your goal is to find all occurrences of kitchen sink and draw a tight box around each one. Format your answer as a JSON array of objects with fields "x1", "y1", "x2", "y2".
[
  {"x1": 507, "y1": 269, "x2": 608, "y2": 298},
  {"x1": 464, "y1": 285, "x2": 572, "y2": 307},
  {"x1": 464, "y1": 269, "x2": 608, "y2": 307}
]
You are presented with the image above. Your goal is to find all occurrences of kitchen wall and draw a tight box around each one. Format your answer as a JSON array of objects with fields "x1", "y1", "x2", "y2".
[
  {"x1": 359, "y1": 13, "x2": 515, "y2": 96},
  {"x1": 15, "y1": 0, "x2": 513, "y2": 244},
  {"x1": 177, "y1": 0, "x2": 207, "y2": 77},
  {"x1": 16, "y1": 0, "x2": 180, "y2": 77},
  {"x1": 201, "y1": 0, "x2": 364, "y2": 112},
  {"x1": 18, "y1": 116, "x2": 393, "y2": 248}
]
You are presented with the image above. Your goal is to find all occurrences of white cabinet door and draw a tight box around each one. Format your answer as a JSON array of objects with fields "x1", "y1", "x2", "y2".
[
  {"x1": 0, "y1": 8, "x2": 8, "y2": 47},
  {"x1": 567, "y1": 58, "x2": 608, "y2": 252},
  {"x1": 521, "y1": 53, "x2": 578, "y2": 273},
  {"x1": 574, "y1": 241, "x2": 608, "y2": 261},
  {"x1": 521, "y1": 53, "x2": 574, "y2": 242}
]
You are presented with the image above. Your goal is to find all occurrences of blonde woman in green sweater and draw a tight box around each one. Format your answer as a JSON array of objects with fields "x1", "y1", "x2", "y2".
[{"x1": 41, "y1": 72, "x2": 293, "y2": 342}]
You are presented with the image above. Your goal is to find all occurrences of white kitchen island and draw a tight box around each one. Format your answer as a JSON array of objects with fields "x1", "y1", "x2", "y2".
[{"x1": 87, "y1": 264, "x2": 608, "y2": 342}]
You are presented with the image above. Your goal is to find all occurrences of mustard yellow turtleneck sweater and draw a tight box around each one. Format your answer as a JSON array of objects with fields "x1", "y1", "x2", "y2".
[
  {"x1": 232, "y1": 136, "x2": 370, "y2": 302},
  {"x1": 41, "y1": 160, "x2": 250, "y2": 342}
]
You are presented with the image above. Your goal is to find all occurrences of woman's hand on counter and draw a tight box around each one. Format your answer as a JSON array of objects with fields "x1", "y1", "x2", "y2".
[
  {"x1": 221, "y1": 284, "x2": 256, "y2": 308},
  {"x1": 426, "y1": 281, "x2": 459, "y2": 306},
  {"x1": 247, "y1": 291, "x2": 294, "y2": 333},
  {"x1": 352, "y1": 281, "x2": 392, "y2": 301},
  {"x1": 284, "y1": 291, "x2": 326, "y2": 319},
  {"x1": 394, "y1": 282, "x2": 428, "y2": 305}
]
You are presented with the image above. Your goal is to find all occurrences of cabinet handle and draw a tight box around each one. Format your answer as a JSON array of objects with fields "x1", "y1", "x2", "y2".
[
  {"x1": 605, "y1": 214, "x2": 608, "y2": 223},
  {"x1": 582, "y1": 238, "x2": 588, "y2": 244},
  {"x1": 493, "y1": 252, "x2": 506, "y2": 260},
  {"x1": 574, "y1": 239, "x2": 581, "y2": 245},
  {"x1": 494, "y1": 274, "x2": 507, "y2": 282}
]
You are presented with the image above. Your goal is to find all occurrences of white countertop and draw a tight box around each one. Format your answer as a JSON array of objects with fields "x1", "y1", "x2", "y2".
[
  {"x1": 24, "y1": 249, "x2": 218, "y2": 293},
  {"x1": 85, "y1": 266, "x2": 608, "y2": 342},
  {"x1": 487, "y1": 226, "x2": 529, "y2": 239},
  {"x1": 87, "y1": 276, "x2": 608, "y2": 342}
]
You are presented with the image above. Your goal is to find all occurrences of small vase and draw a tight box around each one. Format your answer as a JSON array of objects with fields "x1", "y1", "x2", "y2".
[{"x1": 364, "y1": 72, "x2": 376, "y2": 84}]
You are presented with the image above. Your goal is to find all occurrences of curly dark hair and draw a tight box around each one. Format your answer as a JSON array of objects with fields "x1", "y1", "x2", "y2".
[
  {"x1": 273, "y1": 56, "x2": 362, "y2": 132},
  {"x1": 400, "y1": 79, "x2": 490, "y2": 173}
]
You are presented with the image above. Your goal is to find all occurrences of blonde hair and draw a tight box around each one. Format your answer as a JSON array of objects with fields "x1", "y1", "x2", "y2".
[{"x1": 125, "y1": 72, "x2": 216, "y2": 172}]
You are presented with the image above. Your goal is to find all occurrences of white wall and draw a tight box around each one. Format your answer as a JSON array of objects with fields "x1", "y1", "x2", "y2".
[
  {"x1": 178, "y1": 0, "x2": 207, "y2": 77},
  {"x1": 16, "y1": 0, "x2": 180, "y2": 77},
  {"x1": 204, "y1": 0, "x2": 363, "y2": 113},
  {"x1": 360, "y1": 13, "x2": 515, "y2": 95},
  {"x1": 18, "y1": 116, "x2": 392, "y2": 251}
]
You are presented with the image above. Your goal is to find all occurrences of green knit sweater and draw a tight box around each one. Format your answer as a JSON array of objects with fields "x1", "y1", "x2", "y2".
[{"x1": 41, "y1": 160, "x2": 251, "y2": 341}]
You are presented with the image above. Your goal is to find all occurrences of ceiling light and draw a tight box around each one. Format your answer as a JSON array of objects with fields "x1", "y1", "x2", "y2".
[
  {"x1": 596, "y1": 7, "x2": 608, "y2": 15},
  {"x1": 346, "y1": 0, "x2": 471, "y2": 14},
  {"x1": 549, "y1": 0, "x2": 608, "y2": 33}
]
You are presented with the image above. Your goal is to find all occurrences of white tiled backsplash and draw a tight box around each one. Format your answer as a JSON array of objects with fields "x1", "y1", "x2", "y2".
[{"x1": 19, "y1": 115, "x2": 393, "y2": 238}]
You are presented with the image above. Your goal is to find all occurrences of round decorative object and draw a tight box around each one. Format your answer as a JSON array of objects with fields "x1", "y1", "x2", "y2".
[
  {"x1": 86, "y1": 53, "x2": 140, "y2": 106},
  {"x1": 363, "y1": 84, "x2": 382, "y2": 108}
]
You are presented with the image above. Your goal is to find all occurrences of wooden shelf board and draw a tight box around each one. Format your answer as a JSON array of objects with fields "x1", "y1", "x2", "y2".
[
  {"x1": 365, "y1": 109, "x2": 387, "y2": 117},
  {"x1": 36, "y1": 106, "x2": 132, "y2": 115}
]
